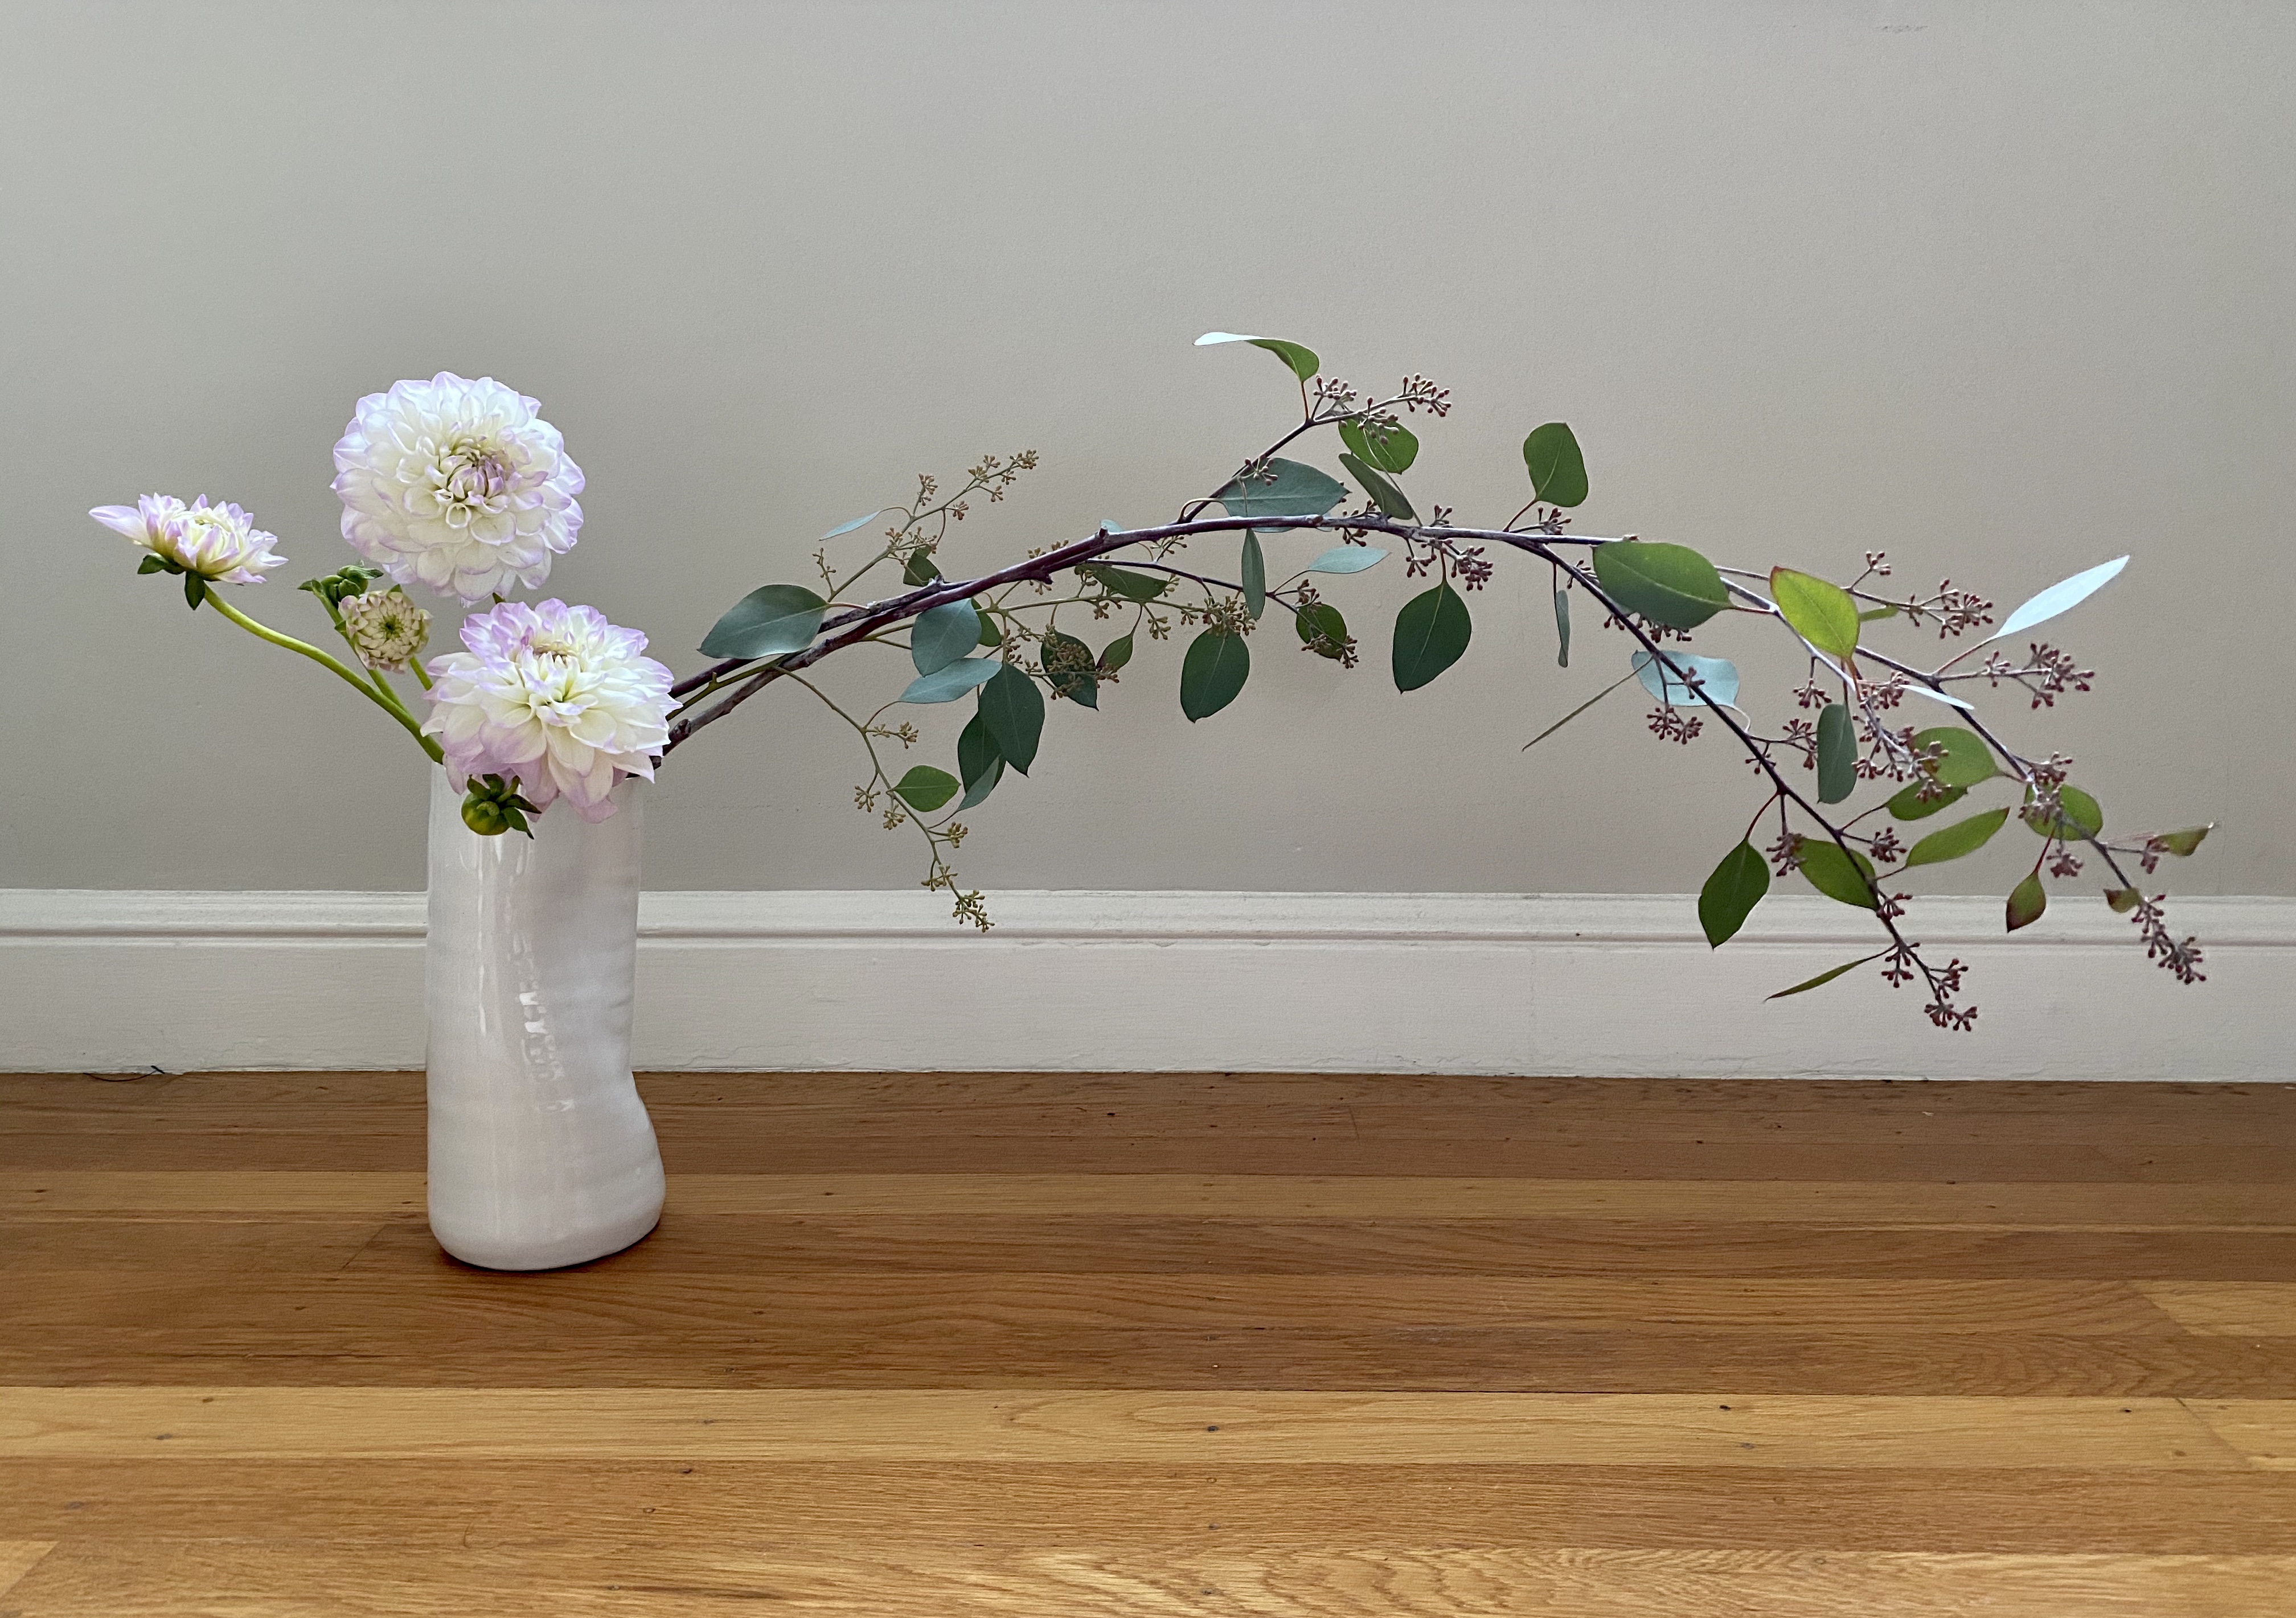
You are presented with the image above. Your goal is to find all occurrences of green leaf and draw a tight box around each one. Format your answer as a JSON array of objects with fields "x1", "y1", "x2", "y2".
[
  {"x1": 910, "y1": 598, "x2": 982, "y2": 676},
  {"x1": 978, "y1": 661, "x2": 1044, "y2": 773},
  {"x1": 1858, "y1": 603, "x2": 1899, "y2": 622},
  {"x1": 902, "y1": 550, "x2": 941, "y2": 586},
  {"x1": 136, "y1": 553, "x2": 168, "y2": 574},
  {"x1": 956, "y1": 712, "x2": 1004, "y2": 810},
  {"x1": 2023, "y1": 785, "x2": 2104, "y2": 840},
  {"x1": 1040, "y1": 629, "x2": 1099, "y2": 708},
  {"x1": 1196, "y1": 331, "x2": 1322, "y2": 381},
  {"x1": 1699, "y1": 840, "x2": 1770, "y2": 948},
  {"x1": 699, "y1": 583, "x2": 827, "y2": 659},
  {"x1": 1888, "y1": 781, "x2": 1969, "y2": 821},
  {"x1": 976, "y1": 607, "x2": 1002, "y2": 648},
  {"x1": 1077, "y1": 563, "x2": 1170, "y2": 602},
  {"x1": 1770, "y1": 568, "x2": 1862, "y2": 662},
  {"x1": 1303, "y1": 545, "x2": 1386, "y2": 576},
  {"x1": 2155, "y1": 826, "x2": 2211, "y2": 857},
  {"x1": 1240, "y1": 532, "x2": 1266, "y2": 620},
  {"x1": 2105, "y1": 886, "x2": 2142, "y2": 913},
  {"x1": 1294, "y1": 601, "x2": 1350, "y2": 661},
  {"x1": 1634, "y1": 650, "x2": 1739, "y2": 709},
  {"x1": 1338, "y1": 417, "x2": 1418, "y2": 474},
  {"x1": 1590, "y1": 541, "x2": 1729, "y2": 630},
  {"x1": 1520, "y1": 422, "x2": 1589, "y2": 508},
  {"x1": 1391, "y1": 581, "x2": 1472, "y2": 692},
  {"x1": 1097, "y1": 632, "x2": 1134, "y2": 674},
  {"x1": 182, "y1": 573, "x2": 207, "y2": 609},
  {"x1": 1815, "y1": 704, "x2": 1857, "y2": 804},
  {"x1": 822, "y1": 510, "x2": 884, "y2": 540},
  {"x1": 1214, "y1": 457, "x2": 1348, "y2": 522},
  {"x1": 1553, "y1": 588, "x2": 1570, "y2": 668},
  {"x1": 1768, "y1": 951, "x2": 1888, "y2": 1000},
  {"x1": 1798, "y1": 839, "x2": 1879, "y2": 909},
  {"x1": 1338, "y1": 451, "x2": 1416, "y2": 521},
  {"x1": 899, "y1": 657, "x2": 1002, "y2": 705},
  {"x1": 1904, "y1": 807, "x2": 2012, "y2": 868},
  {"x1": 1913, "y1": 728, "x2": 1997, "y2": 789},
  {"x1": 2007, "y1": 871, "x2": 2048, "y2": 933},
  {"x1": 1180, "y1": 629, "x2": 1251, "y2": 721},
  {"x1": 891, "y1": 766, "x2": 960, "y2": 813}
]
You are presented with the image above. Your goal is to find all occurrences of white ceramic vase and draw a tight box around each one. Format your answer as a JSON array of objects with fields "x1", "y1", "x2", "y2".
[{"x1": 424, "y1": 767, "x2": 665, "y2": 1270}]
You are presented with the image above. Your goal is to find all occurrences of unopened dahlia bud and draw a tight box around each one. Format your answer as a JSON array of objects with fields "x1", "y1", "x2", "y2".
[
  {"x1": 339, "y1": 589, "x2": 431, "y2": 672},
  {"x1": 459, "y1": 773, "x2": 538, "y2": 838}
]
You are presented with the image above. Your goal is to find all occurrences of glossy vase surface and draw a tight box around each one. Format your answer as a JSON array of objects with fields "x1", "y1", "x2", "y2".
[{"x1": 424, "y1": 767, "x2": 664, "y2": 1270}]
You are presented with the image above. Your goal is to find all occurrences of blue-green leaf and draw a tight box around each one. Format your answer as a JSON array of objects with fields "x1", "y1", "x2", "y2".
[
  {"x1": 910, "y1": 598, "x2": 983, "y2": 676},
  {"x1": 1768, "y1": 951, "x2": 1888, "y2": 999},
  {"x1": 1039, "y1": 629, "x2": 1099, "y2": 708},
  {"x1": 1241, "y1": 532, "x2": 1266, "y2": 620},
  {"x1": 1339, "y1": 452, "x2": 1415, "y2": 521},
  {"x1": 899, "y1": 658, "x2": 1001, "y2": 705},
  {"x1": 1078, "y1": 563, "x2": 1170, "y2": 602},
  {"x1": 1816, "y1": 704, "x2": 1856, "y2": 804},
  {"x1": 1303, "y1": 545, "x2": 1387, "y2": 576},
  {"x1": 1338, "y1": 417, "x2": 1418, "y2": 474},
  {"x1": 1553, "y1": 588, "x2": 1570, "y2": 668},
  {"x1": 891, "y1": 766, "x2": 960, "y2": 813},
  {"x1": 956, "y1": 712, "x2": 1004, "y2": 810},
  {"x1": 1632, "y1": 650, "x2": 1738, "y2": 708},
  {"x1": 1195, "y1": 331, "x2": 1320, "y2": 380},
  {"x1": 1294, "y1": 601, "x2": 1350, "y2": 661},
  {"x1": 821, "y1": 510, "x2": 885, "y2": 540},
  {"x1": 1993, "y1": 556, "x2": 2128, "y2": 642},
  {"x1": 1215, "y1": 458, "x2": 1348, "y2": 522},
  {"x1": 699, "y1": 584, "x2": 827, "y2": 659},
  {"x1": 1590, "y1": 542, "x2": 1728, "y2": 630}
]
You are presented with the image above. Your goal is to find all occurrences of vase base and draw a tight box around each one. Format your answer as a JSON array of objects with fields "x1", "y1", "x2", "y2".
[{"x1": 429, "y1": 1181, "x2": 666, "y2": 1272}]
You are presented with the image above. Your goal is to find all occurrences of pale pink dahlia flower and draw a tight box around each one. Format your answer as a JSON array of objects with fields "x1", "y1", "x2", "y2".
[
  {"x1": 332, "y1": 372, "x2": 584, "y2": 604},
  {"x1": 88, "y1": 494, "x2": 285, "y2": 583},
  {"x1": 422, "y1": 599, "x2": 671, "y2": 822}
]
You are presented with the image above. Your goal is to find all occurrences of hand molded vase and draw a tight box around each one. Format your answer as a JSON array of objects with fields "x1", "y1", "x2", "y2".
[{"x1": 424, "y1": 767, "x2": 665, "y2": 1270}]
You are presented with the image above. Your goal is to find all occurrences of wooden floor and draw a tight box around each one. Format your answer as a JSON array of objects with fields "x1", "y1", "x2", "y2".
[{"x1": 2, "y1": 1074, "x2": 2293, "y2": 1616}]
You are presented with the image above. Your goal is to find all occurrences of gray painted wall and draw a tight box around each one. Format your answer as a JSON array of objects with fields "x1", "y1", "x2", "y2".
[{"x1": 5, "y1": 1, "x2": 2289, "y2": 894}]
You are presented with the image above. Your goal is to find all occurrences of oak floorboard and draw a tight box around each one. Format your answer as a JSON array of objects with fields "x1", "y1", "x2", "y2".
[
  {"x1": 8, "y1": 1543, "x2": 2292, "y2": 1617},
  {"x1": 3, "y1": 1071, "x2": 2291, "y2": 1613}
]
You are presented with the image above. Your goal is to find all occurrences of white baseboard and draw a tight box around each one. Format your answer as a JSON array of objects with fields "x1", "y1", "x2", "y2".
[{"x1": 3, "y1": 889, "x2": 2289, "y2": 1080}]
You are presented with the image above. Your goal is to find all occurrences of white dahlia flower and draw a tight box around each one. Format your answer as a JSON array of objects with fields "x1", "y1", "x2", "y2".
[
  {"x1": 339, "y1": 588, "x2": 432, "y2": 672},
  {"x1": 332, "y1": 372, "x2": 584, "y2": 604},
  {"x1": 423, "y1": 599, "x2": 671, "y2": 822},
  {"x1": 89, "y1": 494, "x2": 285, "y2": 583}
]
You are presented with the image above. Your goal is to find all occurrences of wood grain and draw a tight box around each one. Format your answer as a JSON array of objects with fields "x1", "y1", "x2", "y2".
[{"x1": 3, "y1": 1070, "x2": 2290, "y2": 1614}]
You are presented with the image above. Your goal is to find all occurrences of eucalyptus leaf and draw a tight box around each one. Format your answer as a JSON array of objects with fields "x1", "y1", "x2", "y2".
[
  {"x1": 1768, "y1": 951, "x2": 1888, "y2": 1000},
  {"x1": 2023, "y1": 784, "x2": 2104, "y2": 840},
  {"x1": 1391, "y1": 581, "x2": 1472, "y2": 692},
  {"x1": 1193, "y1": 331, "x2": 1321, "y2": 381},
  {"x1": 1858, "y1": 603, "x2": 1899, "y2": 622},
  {"x1": 821, "y1": 510, "x2": 885, "y2": 540},
  {"x1": 899, "y1": 656, "x2": 1002, "y2": 705},
  {"x1": 891, "y1": 766, "x2": 960, "y2": 813},
  {"x1": 1632, "y1": 650, "x2": 1739, "y2": 709},
  {"x1": 2105, "y1": 886, "x2": 2142, "y2": 913},
  {"x1": 1770, "y1": 568, "x2": 1862, "y2": 662},
  {"x1": 902, "y1": 550, "x2": 942, "y2": 586},
  {"x1": 1913, "y1": 727, "x2": 1998, "y2": 789},
  {"x1": 2154, "y1": 825, "x2": 2212, "y2": 857},
  {"x1": 1553, "y1": 588, "x2": 1570, "y2": 668},
  {"x1": 1992, "y1": 556, "x2": 2129, "y2": 642},
  {"x1": 1241, "y1": 532, "x2": 1266, "y2": 619},
  {"x1": 956, "y1": 712, "x2": 1004, "y2": 810},
  {"x1": 1078, "y1": 563, "x2": 1170, "y2": 602},
  {"x1": 1040, "y1": 629, "x2": 1099, "y2": 708},
  {"x1": 1699, "y1": 841, "x2": 1770, "y2": 947},
  {"x1": 1520, "y1": 422, "x2": 1589, "y2": 508},
  {"x1": 976, "y1": 607, "x2": 1002, "y2": 648},
  {"x1": 1888, "y1": 781, "x2": 1969, "y2": 821},
  {"x1": 699, "y1": 583, "x2": 826, "y2": 659},
  {"x1": 978, "y1": 661, "x2": 1044, "y2": 773},
  {"x1": 1339, "y1": 451, "x2": 1416, "y2": 521},
  {"x1": 1294, "y1": 601, "x2": 1350, "y2": 660},
  {"x1": 1180, "y1": 628, "x2": 1251, "y2": 720},
  {"x1": 1903, "y1": 806, "x2": 2012, "y2": 868},
  {"x1": 1521, "y1": 670, "x2": 1638, "y2": 750},
  {"x1": 1098, "y1": 632, "x2": 1135, "y2": 674},
  {"x1": 1338, "y1": 417, "x2": 1418, "y2": 474},
  {"x1": 1590, "y1": 541, "x2": 1729, "y2": 630},
  {"x1": 1798, "y1": 839, "x2": 1880, "y2": 909},
  {"x1": 2007, "y1": 871, "x2": 2048, "y2": 932},
  {"x1": 1815, "y1": 703, "x2": 1856, "y2": 804},
  {"x1": 910, "y1": 598, "x2": 983, "y2": 676},
  {"x1": 1303, "y1": 545, "x2": 1387, "y2": 575},
  {"x1": 1215, "y1": 458, "x2": 1348, "y2": 522}
]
